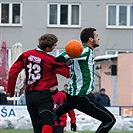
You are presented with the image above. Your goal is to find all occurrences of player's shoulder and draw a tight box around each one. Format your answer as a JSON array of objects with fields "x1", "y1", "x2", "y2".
[
  {"x1": 59, "y1": 91, "x2": 65, "y2": 94},
  {"x1": 58, "y1": 91, "x2": 66, "y2": 97},
  {"x1": 60, "y1": 90, "x2": 65, "y2": 93},
  {"x1": 22, "y1": 49, "x2": 36, "y2": 55}
]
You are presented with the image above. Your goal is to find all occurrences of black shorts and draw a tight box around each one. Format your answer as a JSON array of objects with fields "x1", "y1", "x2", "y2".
[
  {"x1": 26, "y1": 90, "x2": 54, "y2": 126},
  {"x1": 55, "y1": 93, "x2": 116, "y2": 133},
  {"x1": 53, "y1": 126, "x2": 64, "y2": 133}
]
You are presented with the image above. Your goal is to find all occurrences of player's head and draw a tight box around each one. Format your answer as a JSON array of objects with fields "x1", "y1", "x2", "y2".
[
  {"x1": 50, "y1": 85, "x2": 58, "y2": 92},
  {"x1": 38, "y1": 33, "x2": 58, "y2": 52},
  {"x1": 0, "y1": 86, "x2": 4, "y2": 92},
  {"x1": 100, "y1": 88, "x2": 106, "y2": 94},
  {"x1": 63, "y1": 84, "x2": 68, "y2": 93},
  {"x1": 80, "y1": 27, "x2": 100, "y2": 49}
]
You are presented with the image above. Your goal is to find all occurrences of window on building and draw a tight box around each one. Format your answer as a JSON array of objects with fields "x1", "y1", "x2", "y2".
[
  {"x1": 0, "y1": 2, "x2": 22, "y2": 26},
  {"x1": 48, "y1": 3, "x2": 81, "y2": 27},
  {"x1": 106, "y1": 4, "x2": 133, "y2": 28}
]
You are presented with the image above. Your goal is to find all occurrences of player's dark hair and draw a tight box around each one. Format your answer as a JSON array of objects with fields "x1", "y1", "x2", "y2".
[
  {"x1": 38, "y1": 33, "x2": 58, "y2": 50},
  {"x1": 64, "y1": 84, "x2": 68, "y2": 87},
  {"x1": 100, "y1": 88, "x2": 106, "y2": 92},
  {"x1": 80, "y1": 28, "x2": 96, "y2": 43}
]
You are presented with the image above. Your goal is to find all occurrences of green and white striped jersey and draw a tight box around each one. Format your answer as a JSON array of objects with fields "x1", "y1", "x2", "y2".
[{"x1": 60, "y1": 44, "x2": 95, "y2": 96}]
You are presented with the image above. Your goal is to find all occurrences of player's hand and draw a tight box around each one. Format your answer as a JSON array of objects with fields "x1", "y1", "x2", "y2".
[
  {"x1": 65, "y1": 60, "x2": 72, "y2": 66},
  {"x1": 55, "y1": 56, "x2": 65, "y2": 63},
  {"x1": 71, "y1": 123, "x2": 77, "y2": 131}
]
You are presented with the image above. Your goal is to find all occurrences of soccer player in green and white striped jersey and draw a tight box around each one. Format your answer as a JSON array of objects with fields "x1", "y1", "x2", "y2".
[
  {"x1": 55, "y1": 28, "x2": 116, "y2": 133},
  {"x1": 59, "y1": 44, "x2": 95, "y2": 96}
]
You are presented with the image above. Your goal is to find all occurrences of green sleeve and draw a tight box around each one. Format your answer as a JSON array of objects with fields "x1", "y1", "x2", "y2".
[{"x1": 59, "y1": 51, "x2": 72, "y2": 63}]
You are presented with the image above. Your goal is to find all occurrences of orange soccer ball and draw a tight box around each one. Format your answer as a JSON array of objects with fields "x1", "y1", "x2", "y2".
[{"x1": 65, "y1": 40, "x2": 83, "y2": 58}]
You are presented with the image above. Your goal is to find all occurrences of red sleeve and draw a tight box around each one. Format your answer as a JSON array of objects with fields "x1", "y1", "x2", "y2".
[
  {"x1": 7, "y1": 55, "x2": 24, "y2": 96},
  {"x1": 50, "y1": 59, "x2": 70, "y2": 78},
  {"x1": 67, "y1": 109, "x2": 76, "y2": 124},
  {"x1": 54, "y1": 64, "x2": 70, "y2": 78}
]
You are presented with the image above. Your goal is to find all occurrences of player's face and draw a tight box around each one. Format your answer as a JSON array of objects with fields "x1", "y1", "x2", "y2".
[
  {"x1": 92, "y1": 31, "x2": 100, "y2": 48},
  {"x1": 64, "y1": 86, "x2": 68, "y2": 92},
  {"x1": 50, "y1": 86, "x2": 58, "y2": 92}
]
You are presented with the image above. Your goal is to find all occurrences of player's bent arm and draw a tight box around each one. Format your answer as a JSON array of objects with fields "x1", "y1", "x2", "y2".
[
  {"x1": 51, "y1": 61, "x2": 70, "y2": 78},
  {"x1": 56, "y1": 48, "x2": 89, "y2": 63},
  {"x1": 7, "y1": 60, "x2": 24, "y2": 97},
  {"x1": 55, "y1": 52, "x2": 71, "y2": 63}
]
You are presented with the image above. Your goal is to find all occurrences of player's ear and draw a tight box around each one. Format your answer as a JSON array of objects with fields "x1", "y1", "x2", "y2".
[
  {"x1": 89, "y1": 37, "x2": 93, "y2": 42},
  {"x1": 45, "y1": 47, "x2": 51, "y2": 52}
]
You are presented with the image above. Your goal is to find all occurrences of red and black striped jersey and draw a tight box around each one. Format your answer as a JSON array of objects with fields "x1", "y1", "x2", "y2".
[{"x1": 7, "y1": 48, "x2": 70, "y2": 96}]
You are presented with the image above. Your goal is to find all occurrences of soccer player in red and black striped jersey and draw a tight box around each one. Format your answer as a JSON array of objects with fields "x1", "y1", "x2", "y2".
[{"x1": 7, "y1": 34, "x2": 70, "y2": 133}]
